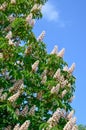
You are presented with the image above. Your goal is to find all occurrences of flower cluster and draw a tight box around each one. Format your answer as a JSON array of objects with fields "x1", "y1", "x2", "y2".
[
  {"x1": 63, "y1": 117, "x2": 77, "y2": 130},
  {"x1": 51, "y1": 84, "x2": 60, "y2": 94},
  {"x1": 67, "y1": 110, "x2": 75, "y2": 120},
  {"x1": 37, "y1": 31, "x2": 46, "y2": 42},
  {"x1": 20, "y1": 105, "x2": 29, "y2": 116},
  {"x1": 50, "y1": 46, "x2": 75, "y2": 70},
  {"x1": 28, "y1": 105, "x2": 36, "y2": 116},
  {"x1": 10, "y1": 0, "x2": 16, "y2": 4},
  {"x1": 5, "y1": 31, "x2": 15, "y2": 45},
  {"x1": 53, "y1": 68, "x2": 68, "y2": 97},
  {"x1": 0, "y1": 53, "x2": 3, "y2": 58},
  {"x1": 32, "y1": 60, "x2": 39, "y2": 72},
  {"x1": 58, "y1": 48, "x2": 65, "y2": 58},
  {"x1": 63, "y1": 109, "x2": 78, "y2": 130},
  {"x1": 15, "y1": 105, "x2": 29, "y2": 117},
  {"x1": 53, "y1": 68, "x2": 61, "y2": 79},
  {"x1": 47, "y1": 108, "x2": 65, "y2": 129},
  {"x1": 51, "y1": 45, "x2": 65, "y2": 57},
  {"x1": 8, "y1": 91, "x2": 20, "y2": 102},
  {"x1": 0, "y1": 2, "x2": 7, "y2": 11},
  {"x1": 52, "y1": 58, "x2": 75, "y2": 99},
  {"x1": 5, "y1": 31, "x2": 12, "y2": 39},
  {"x1": 63, "y1": 63, "x2": 75, "y2": 74},
  {"x1": 26, "y1": 13, "x2": 35, "y2": 27},
  {"x1": 13, "y1": 120, "x2": 30, "y2": 130},
  {"x1": 13, "y1": 124, "x2": 20, "y2": 130},
  {"x1": 31, "y1": 4, "x2": 42, "y2": 12},
  {"x1": 61, "y1": 89, "x2": 67, "y2": 98},
  {"x1": 41, "y1": 69, "x2": 47, "y2": 84},
  {"x1": 9, "y1": 80, "x2": 24, "y2": 93},
  {"x1": 50, "y1": 45, "x2": 58, "y2": 54},
  {"x1": 72, "y1": 125, "x2": 78, "y2": 130},
  {"x1": 41, "y1": 75, "x2": 47, "y2": 84}
]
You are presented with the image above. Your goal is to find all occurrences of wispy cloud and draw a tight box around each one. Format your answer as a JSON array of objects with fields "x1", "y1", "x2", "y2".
[{"x1": 42, "y1": 2, "x2": 59, "y2": 22}]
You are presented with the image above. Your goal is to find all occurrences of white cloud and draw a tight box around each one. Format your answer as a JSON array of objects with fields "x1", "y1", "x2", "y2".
[{"x1": 42, "y1": 2, "x2": 59, "y2": 22}]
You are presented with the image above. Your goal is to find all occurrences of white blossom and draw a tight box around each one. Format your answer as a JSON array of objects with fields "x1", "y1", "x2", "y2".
[
  {"x1": 0, "y1": 2, "x2": 7, "y2": 11},
  {"x1": 60, "y1": 75, "x2": 65, "y2": 82},
  {"x1": 67, "y1": 110, "x2": 74, "y2": 120},
  {"x1": 61, "y1": 80, "x2": 68, "y2": 88},
  {"x1": 6, "y1": 31, "x2": 12, "y2": 39},
  {"x1": 63, "y1": 66, "x2": 68, "y2": 72},
  {"x1": 41, "y1": 75, "x2": 47, "y2": 84},
  {"x1": 20, "y1": 105, "x2": 28, "y2": 116},
  {"x1": 63, "y1": 117, "x2": 76, "y2": 130},
  {"x1": 47, "y1": 108, "x2": 65, "y2": 129},
  {"x1": 8, "y1": 91, "x2": 20, "y2": 102},
  {"x1": 51, "y1": 84, "x2": 60, "y2": 94},
  {"x1": 0, "y1": 53, "x2": 3, "y2": 59},
  {"x1": 50, "y1": 45, "x2": 58, "y2": 54},
  {"x1": 31, "y1": 4, "x2": 42, "y2": 12},
  {"x1": 53, "y1": 68, "x2": 61, "y2": 79},
  {"x1": 68, "y1": 63, "x2": 75, "y2": 73},
  {"x1": 26, "y1": 13, "x2": 33, "y2": 23},
  {"x1": 11, "y1": 0, "x2": 16, "y2": 4},
  {"x1": 9, "y1": 39, "x2": 14, "y2": 45},
  {"x1": 30, "y1": 19, "x2": 35, "y2": 26},
  {"x1": 32, "y1": 60, "x2": 39, "y2": 72},
  {"x1": 9, "y1": 80, "x2": 23, "y2": 92},
  {"x1": 72, "y1": 125, "x2": 78, "y2": 130},
  {"x1": 41, "y1": 70, "x2": 47, "y2": 78},
  {"x1": 29, "y1": 105, "x2": 36, "y2": 116},
  {"x1": 58, "y1": 48, "x2": 65, "y2": 58},
  {"x1": 13, "y1": 124, "x2": 20, "y2": 130},
  {"x1": 26, "y1": 13, "x2": 35, "y2": 27},
  {"x1": 37, "y1": 31, "x2": 45, "y2": 42},
  {"x1": 19, "y1": 120, "x2": 30, "y2": 130},
  {"x1": 61, "y1": 90, "x2": 67, "y2": 98}
]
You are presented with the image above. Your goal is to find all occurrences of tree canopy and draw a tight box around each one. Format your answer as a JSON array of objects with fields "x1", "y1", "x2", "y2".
[{"x1": 0, "y1": 0, "x2": 78, "y2": 129}]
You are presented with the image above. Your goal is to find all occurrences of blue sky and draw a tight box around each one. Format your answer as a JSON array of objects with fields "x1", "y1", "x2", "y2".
[{"x1": 33, "y1": 0, "x2": 86, "y2": 125}]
